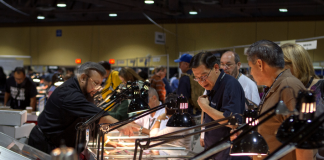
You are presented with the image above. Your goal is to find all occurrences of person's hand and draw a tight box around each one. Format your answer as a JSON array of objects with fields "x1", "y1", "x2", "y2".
[
  {"x1": 200, "y1": 138, "x2": 205, "y2": 147},
  {"x1": 230, "y1": 129, "x2": 242, "y2": 141},
  {"x1": 117, "y1": 123, "x2": 139, "y2": 137},
  {"x1": 105, "y1": 141, "x2": 125, "y2": 148},
  {"x1": 158, "y1": 113, "x2": 168, "y2": 120},
  {"x1": 197, "y1": 95, "x2": 209, "y2": 110}
]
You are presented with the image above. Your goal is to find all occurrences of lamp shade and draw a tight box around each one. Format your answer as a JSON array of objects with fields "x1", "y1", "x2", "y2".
[
  {"x1": 230, "y1": 130, "x2": 269, "y2": 156},
  {"x1": 276, "y1": 115, "x2": 324, "y2": 149},
  {"x1": 128, "y1": 98, "x2": 149, "y2": 114},
  {"x1": 276, "y1": 90, "x2": 324, "y2": 149},
  {"x1": 166, "y1": 94, "x2": 195, "y2": 127},
  {"x1": 166, "y1": 112, "x2": 196, "y2": 127}
]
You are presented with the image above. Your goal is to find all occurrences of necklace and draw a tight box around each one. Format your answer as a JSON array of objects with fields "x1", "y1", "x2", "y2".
[{"x1": 258, "y1": 70, "x2": 286, "y2": 113}]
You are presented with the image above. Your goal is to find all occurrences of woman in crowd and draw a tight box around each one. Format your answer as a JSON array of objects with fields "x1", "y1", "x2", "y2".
[
  {"x1": 106, "y1": 67, "x2": 144, "y2": 121},
  {"x1": 281, "y1": 43, "x2": 323, "y2": 159},
  {"x1": 118, "y1": 67, "x2": 143, "y2": 84}
]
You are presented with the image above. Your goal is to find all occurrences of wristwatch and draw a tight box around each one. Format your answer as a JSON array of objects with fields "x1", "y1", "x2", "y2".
[{"x1": 157, "y1": 119, "x2": 161, "y2": 123}]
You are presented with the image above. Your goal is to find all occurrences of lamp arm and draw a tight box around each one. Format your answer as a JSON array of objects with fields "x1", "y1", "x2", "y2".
[
  {"x1": 149, "y1": 115, "x2": 236, "y2": 141},
  {"x1": 133, "y1": 115, "x2": 238, "y2": 160},
  {"x1": 99, "y1": 102, "x2": 169, "y2": 133},
  {"x1": 265, "y1": 111, "x2": 324, "y2": 160},
  {"x1": 148, "y1": 122, "x2": 230, "y2": 148},
  {"x1": 191, "y1": 105, "x2": 278, "y2": 160},
  {"x1": 77, "y1": 86, "x2": 131, "y2": 130}
]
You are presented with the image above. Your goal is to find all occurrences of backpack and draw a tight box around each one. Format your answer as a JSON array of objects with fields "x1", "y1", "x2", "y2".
[{"x1": 181, "y1": 73, "x2": 205, "y2": 114}]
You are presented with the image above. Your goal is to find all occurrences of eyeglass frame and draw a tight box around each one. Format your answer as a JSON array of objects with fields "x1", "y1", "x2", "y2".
[
  {"x1": 220, "y1": 63, "x2": 234, "y2": 69},
  {"x1": 193, "y1": 69, "x2": 212, "y2": 82},
  {"x1": 86, "y1": 75, "x2": 102, "y2": 90}
]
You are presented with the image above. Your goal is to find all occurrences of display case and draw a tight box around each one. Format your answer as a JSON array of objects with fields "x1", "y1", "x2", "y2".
[
  {"x1": 87, "y1": 130, "x2": 197, "y2": 160},
  {"x1": 0, "y1": 132, "x2": 51, "y2": 160}
]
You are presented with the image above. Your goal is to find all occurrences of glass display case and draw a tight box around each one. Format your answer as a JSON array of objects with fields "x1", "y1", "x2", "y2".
[
  {"x1": 87, "y1": 130, "x2": 197, "y2": 159},
  {"x1": 0, "y1": 132, "x2": 51, "y2": 160}
]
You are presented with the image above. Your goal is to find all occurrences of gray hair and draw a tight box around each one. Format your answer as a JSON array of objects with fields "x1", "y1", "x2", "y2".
[
  {"x1": 246, "y1": 40, "x2": 285, "y2": 69},
  {"x1": 148, "y1": 87, "x2": 159, "y2": 99},
  {"x1": 76, "y1": 61, "x2": 106, "y2": 78}
]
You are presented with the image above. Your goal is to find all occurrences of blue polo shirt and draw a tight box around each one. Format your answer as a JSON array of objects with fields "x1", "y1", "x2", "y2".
[{"x1": 204, "y1": 69, "x2": 245, "y2": 160}]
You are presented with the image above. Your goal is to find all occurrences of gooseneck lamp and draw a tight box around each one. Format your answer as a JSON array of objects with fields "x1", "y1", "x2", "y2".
[
  {"x1": 276, "y1": 90, "x2": 324, "y2": 149},
  {"x1": 191, "y1": 86, "x2": 294, "y2": 160},
  {"x1": 166, "y1": 94, "x2": 196, "y2": 127},
  {"x1": 264, "y1": 90, "x2": 324, "y2": 160},
  {"x1": 230, "y1": 107, "x2": 269, "y2": 156}
]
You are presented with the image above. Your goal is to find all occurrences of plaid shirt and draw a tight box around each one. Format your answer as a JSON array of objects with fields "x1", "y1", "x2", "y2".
[{"x1": 150, "y1": 74, "x2": 166, "y2": 103}]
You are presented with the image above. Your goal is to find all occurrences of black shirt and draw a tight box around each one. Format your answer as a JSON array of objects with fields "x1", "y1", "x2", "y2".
[
  {"x1": 204, "y1": 69, "x2": 245, "y2": 160},
  {"x1": 5, "y1": 76, "x2": 37, "y2": 109},
  {"x1": 37, "y1": 77, "x2": 109, "y2": 147}
]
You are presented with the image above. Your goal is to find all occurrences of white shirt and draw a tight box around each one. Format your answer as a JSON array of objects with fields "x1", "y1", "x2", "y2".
[
  {"x1": 134, "y1": 102, "x2": 167, "y2": 131},
  {"x1": 238, "y1": 74, "x2": 260, "y2": 107}
]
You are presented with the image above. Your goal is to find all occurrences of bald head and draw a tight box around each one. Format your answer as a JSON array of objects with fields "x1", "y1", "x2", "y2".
[{"x1": 220, "y1": 51, "x2": 241, "y2": 78}]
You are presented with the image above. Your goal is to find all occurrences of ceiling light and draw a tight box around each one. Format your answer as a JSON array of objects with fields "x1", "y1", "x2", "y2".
[
  {"x1": 279, "y1": 8, "x2": 288, "y2": 12},
  {"x1": 37, "y1": 15, "x2": 45, "y2": 20},
  {"x1": 109, "y1": 13, "x2": 117, "y2": 17},
  {"x1": 144, "y1": 0, "x2": 154, "y2": 4},
  {"x1": 189, "y1": 11, "x2": 198, "y2": 15},
  {"x1": 57, "y1": 3, "x2": 66, "y2": 7}
]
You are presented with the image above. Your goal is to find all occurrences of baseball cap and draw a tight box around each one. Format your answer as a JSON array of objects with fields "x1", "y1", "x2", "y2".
[{"x1": 174, "y1": 54, "x2": 193, "y2": 63}]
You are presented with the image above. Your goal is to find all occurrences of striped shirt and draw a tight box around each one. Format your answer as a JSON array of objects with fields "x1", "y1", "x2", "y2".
[{"x1": 150, "y1": 74, "x2": 166, "y2": 103}]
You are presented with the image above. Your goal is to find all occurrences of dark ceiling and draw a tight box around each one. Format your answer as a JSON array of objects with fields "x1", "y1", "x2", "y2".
[{"x1": 1, "y1": 0, "x2": 324, "y2": 26}]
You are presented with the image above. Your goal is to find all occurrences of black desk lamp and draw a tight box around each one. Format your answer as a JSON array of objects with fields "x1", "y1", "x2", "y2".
[
  {"x1": 230, "y1": 106, "x2": 269, "y2": 156},
  {"x1": 264, "y1": 90, "x2": 324, "y2": 160},
  {"x1": 191, "y1": 86, "x2": 294, "y2": 160}
]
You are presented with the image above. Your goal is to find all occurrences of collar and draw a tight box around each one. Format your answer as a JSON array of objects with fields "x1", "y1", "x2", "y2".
[
  {"x1": 269, "y1": 69, "x2": 292, "y2": 93},
  {"x1": 207, "y1": 69, "x2": 225, "y2": 95},
  {"x1": 186, "y1": 69, "x2": 193, "y2": 74}
]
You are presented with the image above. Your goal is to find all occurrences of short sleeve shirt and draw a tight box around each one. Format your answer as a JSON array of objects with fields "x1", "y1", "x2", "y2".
[
  {"x1": 204, "y1": 69, "x2": 246, "y2": 159},
  {"x1": 5, "y1": 76, "x2": 37, "y2": 109}
]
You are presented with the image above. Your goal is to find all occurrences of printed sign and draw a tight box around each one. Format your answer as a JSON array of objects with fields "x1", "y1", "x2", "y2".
[
  {"x1": 296, "y1": 40, "x2": 317, "y2": 50},
  {"x1": 155, "y1": 32, "x2": 166, "y2": 45}
]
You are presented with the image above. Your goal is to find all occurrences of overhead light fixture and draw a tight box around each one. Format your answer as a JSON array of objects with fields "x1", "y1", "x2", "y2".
[
  {"x1": 109, "y1": 13, "x2": 117, "y2": 17},
  {"x1": 57, "y1": 3, "x2": 66, "y2": 7},
  {"x1": 37, "y1": 15, "x2": 45, "y2": 20},
  {"x1": 144, "y1": 0, "x2": 154, "y2": 4},
  {"x1": 189, "y1": 10, "x2": 198, "y2": 15},
  {"x1": 279, "y1": 8, "x2": 288, "y2": 12}
]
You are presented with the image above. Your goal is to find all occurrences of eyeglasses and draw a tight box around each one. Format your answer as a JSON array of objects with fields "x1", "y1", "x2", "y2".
[
  {"x1": 87, "y1": 75, "x2": 102, "y2": 90},
  {"x1": 193, "y1": 69, "x2": 212, "y2": 82},
  {"x1": 220, "y1": 63, "x2": 233, "y2": 68}
]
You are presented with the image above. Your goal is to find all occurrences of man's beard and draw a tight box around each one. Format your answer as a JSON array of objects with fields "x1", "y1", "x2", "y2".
[
  {"x1": 231, "y1": 66, "x2": 239, "y2": 78},
  {"x1": 82, "y1": 79, "x2": 94, "y2": 103}
]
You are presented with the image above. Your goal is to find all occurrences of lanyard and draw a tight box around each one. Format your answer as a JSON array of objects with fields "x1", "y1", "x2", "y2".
[
  {"x1": 258, "y1": 70, "x2": 286, "y2": 113},
  {"x1": 236, "y1": 73, "x2": 242, "y2": 80}
]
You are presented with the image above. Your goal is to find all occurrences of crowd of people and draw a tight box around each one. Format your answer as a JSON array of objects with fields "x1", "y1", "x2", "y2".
[{"x1": 0, "y1": 39, "x2": 323, "y2": 160}]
